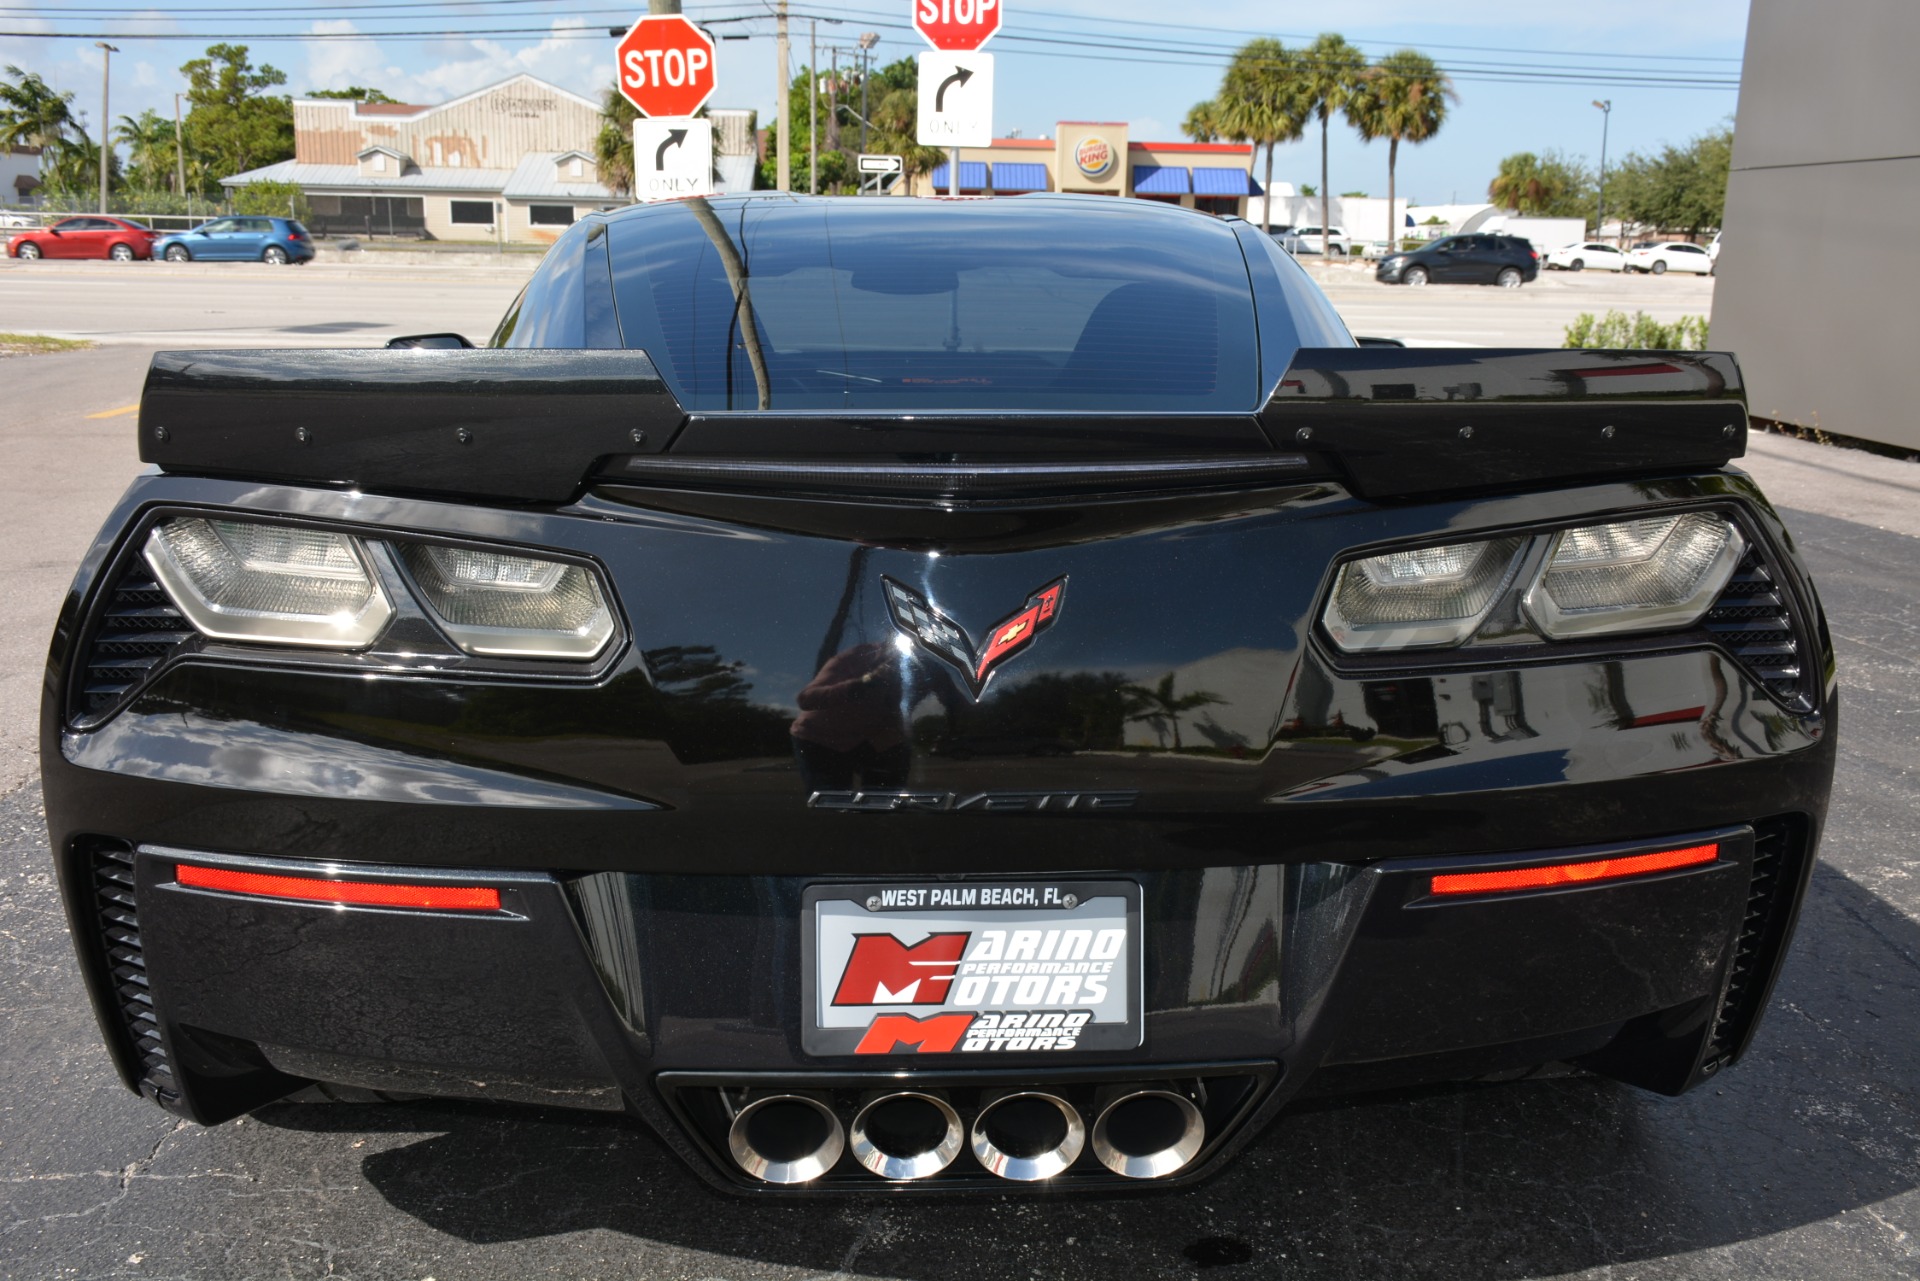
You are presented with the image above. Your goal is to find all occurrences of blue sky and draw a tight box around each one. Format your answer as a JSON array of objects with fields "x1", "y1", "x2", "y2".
[{"x1": 3, "y1": 0, "x2": 1746, "y2": 201}]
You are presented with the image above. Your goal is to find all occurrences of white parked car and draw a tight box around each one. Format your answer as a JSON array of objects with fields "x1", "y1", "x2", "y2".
[
  {"x1": 1625, "y1": 242, "x2": 1715, "y2": 275},
  {"x1": 1291, "y1": 225, "x2": 1351, "y2": 256},
  {"x1": 1544, "y1": 242, "x2": 1627, "y2": 272}
]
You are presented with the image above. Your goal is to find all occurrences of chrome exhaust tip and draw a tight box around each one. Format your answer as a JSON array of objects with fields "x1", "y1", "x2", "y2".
[
  {"x1": 970, "y1": 1091, "x2": 1085, "y2": 1181},
  {"x1": 727, "y1": 1093, "x2": 845, "y2": 1184},
  {"x1": 849, "y1": 1091, "x2": 965, "y2": 1180},
  {"x1": 1090, "y1": 1087, "x2": 1205, "y2": 1179}
]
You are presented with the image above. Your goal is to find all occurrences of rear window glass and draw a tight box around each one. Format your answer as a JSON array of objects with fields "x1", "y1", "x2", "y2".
[{"x1": 605, "y1": 198, "x2": 1261, "y2": 412}]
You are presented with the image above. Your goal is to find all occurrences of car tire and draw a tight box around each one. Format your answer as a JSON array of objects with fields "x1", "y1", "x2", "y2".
[
  {"x1": 263, "y1": 246, "x2": 290, "y2": 266},
  {"x1": 1570, "y1": 258, "x2": 1584, "y2": 271},
  {"x1": 1403, "y1": 265, "x2": 1429, "y2": 287},
  {"x1": 15, "y1": 242, "x2": 39, "y2": 260},
  {"x1": 109, "y1": 243, "x2": 135, "y2": 262},
  {"x1": 1497, "y1": 267, "x2": 1524, "y2": 289},
  {"x1": 164, "y1": 245, "x2": 190, "y2": 262},
  {"x1": 1332, "y1": 245, "x2": 1346, "y2": 257},
  {"x1": 1651, "y1": 260, "x2": 1667, "y2": 275}
]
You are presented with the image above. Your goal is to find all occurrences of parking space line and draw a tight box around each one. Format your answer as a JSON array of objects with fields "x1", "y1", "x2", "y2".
[{"x1": 86, "y1": 403, "x2": 140, "y2": 419}]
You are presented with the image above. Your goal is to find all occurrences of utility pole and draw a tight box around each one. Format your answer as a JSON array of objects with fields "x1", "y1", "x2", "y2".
[
  {"x1": 808, "y1": 19, "x2": 818, "y2": 194},
  {"x1": 1592, "y1": 99, "x2": 1613, "y2": 241},
  {"x1": 95, "y1": 42, "x2": 117, "y2": 214},
  {"x1": 173, "y1": 91, "x2": 186, "y2": 198},
  {"x1": 775, "y1": 0, "x2": 791, "y2": 191},
  {"x1": 858, "y1": 32, "x2": 878, "y2": 157},
  {"x1": 825, "y1": 46, "x2": 840, "y2": 158}
]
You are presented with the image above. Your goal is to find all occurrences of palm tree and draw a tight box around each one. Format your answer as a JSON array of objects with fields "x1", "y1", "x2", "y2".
[
  {"x1": 1488, "y1": 152, "x2": 1562, "y2": 214},
  {"x1": 0, "y1": 64, "x2": 80, "y2": 151},
  {"x1": 1348, "y1": 51, "x2": 1456, "y2": 255},
  {"x1": 115, "y1": 108, "x2": 177, "y2": 193},
  {"x1": 595, "y1": 86, "x2": 639, "y2": 197},
  {"x1": 1182, "y1": 99, "x2": 1223, "y2": 144},
  {"x1": 1207, "y1": 39, "x2": 1308, "y2": 233},
  {"x1": 1122, "y1": 674, "x2": 1225, "y2": 752},
  {"x1": 1298, "y1": 34, "x2": 1367, "y2": 254}
]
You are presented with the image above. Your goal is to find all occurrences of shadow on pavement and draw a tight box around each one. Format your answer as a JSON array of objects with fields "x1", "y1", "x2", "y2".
[{"x1": 249, "y1": 862, "x2": 1920, "y2": 1279}]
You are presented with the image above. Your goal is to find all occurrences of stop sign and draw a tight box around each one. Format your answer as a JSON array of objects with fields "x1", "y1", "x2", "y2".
[
  {"x1": 913, "y1": 0, "x2": 1001, "y2": 52},
  {"x1": 615, "y1": 16, "x2": 716, "y2": 117}
]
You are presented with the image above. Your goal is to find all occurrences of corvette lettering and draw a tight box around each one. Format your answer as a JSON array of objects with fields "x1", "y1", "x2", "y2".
[{"x1": 808, "y1": 789, "x2": 1137, "y2": 812}]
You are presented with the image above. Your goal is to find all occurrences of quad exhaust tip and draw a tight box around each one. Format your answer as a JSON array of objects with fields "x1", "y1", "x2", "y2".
[
  {"x1": 1090, "y1": 1088, "x2": 1206, "y2": 1179},
  {"x1": 728, "y1": 1093, "x2": 846, "y2": 1184},
  {"x1": 850, "y1": 1091, "x2": 965, "y2": 1180},
  {"x1": 970, "y1": 1091, "x2": 1086, "y2": 1181}
]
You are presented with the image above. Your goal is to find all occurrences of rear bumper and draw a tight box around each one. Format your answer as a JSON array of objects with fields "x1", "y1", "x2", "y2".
[{"x1": 58, "y1": 809, "x2": 1822, "y2": 1193}]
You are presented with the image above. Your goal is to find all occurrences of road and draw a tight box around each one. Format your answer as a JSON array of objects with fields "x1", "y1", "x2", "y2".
[
  {"x1": 1, "y1": 275, "x2": 1917, "y2": 1280},
  {"x1": 0, "y1": 254, "x2": 1714, "y2": 350}
]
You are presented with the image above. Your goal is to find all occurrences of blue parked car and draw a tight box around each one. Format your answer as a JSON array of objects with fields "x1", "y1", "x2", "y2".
[{"x1": 155, "y1": 216, "x2": 316, "y2": 265}]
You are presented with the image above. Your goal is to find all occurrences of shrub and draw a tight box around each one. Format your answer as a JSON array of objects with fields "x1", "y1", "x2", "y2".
[
  {"x1": 231, "y1": 181, "x2": 310, "y2": 222},
  {"x1": 1563, "y1": 310, "x2": 1709, "y2": 350}
]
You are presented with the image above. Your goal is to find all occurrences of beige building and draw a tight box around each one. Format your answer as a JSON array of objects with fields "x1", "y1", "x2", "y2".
[
  {"x1": 221, "y1": 74, "x2": 621, "y2": 244},
  {"x1": 906, "y1": 122, "x2": 1259, "y2": 215}
]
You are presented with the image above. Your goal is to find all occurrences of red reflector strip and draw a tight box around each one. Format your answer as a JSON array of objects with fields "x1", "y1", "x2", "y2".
[
  {"x1": 1430, "y1": 843, "x2": 1719, "y2": 896},
  {"x1": 176, "y1": 863, "x2": 501, "y2": 911}
]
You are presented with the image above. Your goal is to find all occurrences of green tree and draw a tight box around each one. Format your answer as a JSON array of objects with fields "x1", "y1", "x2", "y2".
[
  {"x1": 1348, "y1": 50, "x2": 1455, "y2": 253},
  {"x1": 114, "y1": 108, "x2": 177, "y2": 193},
  {"x1": 1300, "y1": 33, "x2": 1368, "y2": 250},
  {"x1": 1181, "y1": 98, "x2": 1223, "y2": 143},
  {"x1": 0, "y1": 64, "x2": 80, "y2": 151},
  {"x1": 232, "y1": 178, "x2": 309, "y2": 220},
  {"x1": 306, "y1": 86, "x2": 397, "y2": 103},
  {"x1": 42, "y1": 135, "x2": 117, "y2": 198},
  {"x1": 1122, "y1": 674, "x2": 1225, "y2": 752},
  {"x1": 1487, "y1": 149, "x2": 1593, "y2": 218},
  {"x1": 761, "y1": 57, "x2": 939, "y2": 192},
  {"x1": 179, "y1": 44, "x2": 293, "y2": 190},
  {"x1": 595, "y1": 86, "x2": 639, "y2": 196},
  {"x1": 1200, "y1": 38, "x2": 1308, "y2": 233},
  {"x1": 1609, "y1": 127, "x2": 1732, "y2": 238}
]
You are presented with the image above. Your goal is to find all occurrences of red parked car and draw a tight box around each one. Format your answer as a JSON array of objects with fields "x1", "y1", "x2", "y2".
[{"x1": 7, "y1": 216, "x2": 157, "y2": 262}]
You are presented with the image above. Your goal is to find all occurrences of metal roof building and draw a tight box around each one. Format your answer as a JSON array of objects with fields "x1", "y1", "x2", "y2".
[{"x1": 221, "y1": 75, "x2": 623, "y2": 244}]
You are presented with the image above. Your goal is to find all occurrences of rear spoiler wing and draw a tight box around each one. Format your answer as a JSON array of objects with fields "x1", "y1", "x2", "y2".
[
  {"x1": 138, "y1": 346, "x2": 1745, "y2": 505},
  {"x1": 1266, "y1": 347, "x2": 1746, "y2": 499}
]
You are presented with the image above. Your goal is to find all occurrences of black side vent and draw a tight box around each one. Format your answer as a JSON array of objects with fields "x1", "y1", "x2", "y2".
[
  {"x1": 91, "y1": 845, "x2": 176, "y2": 1103},
  {"x1": 1702, "y1": 547, "x2": 1810, "y2": 712},
  {"x1": 1706, "y1": 817, "x2": 1808, "y2": 1066},
  {"x1": 73, "y1": 557, "x2": 194, "y2": 723}
]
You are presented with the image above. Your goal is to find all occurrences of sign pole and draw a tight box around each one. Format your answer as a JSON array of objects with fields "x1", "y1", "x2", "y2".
[{"x1": 949, "y1": 146, "x2": 959, "y2": 197}]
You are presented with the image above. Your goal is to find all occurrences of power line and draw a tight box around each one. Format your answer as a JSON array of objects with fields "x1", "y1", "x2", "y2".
[{"x1": 0, "y1": 8, "x2": 1742, "y2": 89}]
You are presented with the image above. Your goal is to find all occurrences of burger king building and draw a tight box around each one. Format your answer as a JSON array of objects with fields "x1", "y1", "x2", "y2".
[{"x1": 907, "y1": 121, "x2": 1260, "y2": 213}]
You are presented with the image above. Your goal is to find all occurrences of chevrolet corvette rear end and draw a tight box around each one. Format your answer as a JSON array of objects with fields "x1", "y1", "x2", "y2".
[{"x1": 43, "y1": 194, "x2": 1835, "y2": 1194}]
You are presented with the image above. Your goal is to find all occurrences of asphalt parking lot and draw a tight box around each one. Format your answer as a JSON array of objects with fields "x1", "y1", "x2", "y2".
[{"x1": 1, "y1": 269, "x2": 1916, "y2": 1280}]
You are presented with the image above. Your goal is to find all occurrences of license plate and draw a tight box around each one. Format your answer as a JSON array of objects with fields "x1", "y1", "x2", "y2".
[{"x1": 802, "y1": 879, "x2": 1142, "y2": 1057}]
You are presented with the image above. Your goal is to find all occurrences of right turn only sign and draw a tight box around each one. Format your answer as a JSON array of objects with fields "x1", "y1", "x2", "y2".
[
  {"x1": 631, "y1": 116, "x2": 713, "y2": 200},
  {"x1": 916, "y1": 51, "x2": 994, "y2": 148}
]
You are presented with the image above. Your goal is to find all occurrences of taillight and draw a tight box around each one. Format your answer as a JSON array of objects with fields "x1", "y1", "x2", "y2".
[
  {"x1": 1429, "y1": 843, "x2": 1719, "y2": 896},
  {"x1": 176, "y1": 862, "x2": 502, "y2": 911},
  {"x1": 287, "y1": 230, "x2": 304, "y2": 240}
]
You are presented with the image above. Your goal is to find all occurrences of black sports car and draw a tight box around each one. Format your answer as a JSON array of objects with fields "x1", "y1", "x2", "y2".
[{"x1": 43, "y1": 194, "x2": 1834, "y2": 1195}]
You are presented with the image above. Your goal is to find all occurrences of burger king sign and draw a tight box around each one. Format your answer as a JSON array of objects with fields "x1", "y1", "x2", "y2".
[{"x1": 1074, "y1": 135, "x2": 1116, "y2": 181}]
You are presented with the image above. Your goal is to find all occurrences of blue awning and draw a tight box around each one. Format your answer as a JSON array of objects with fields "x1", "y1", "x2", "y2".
[
  {"x1": 991, "y1": 162, "x2": 1050, "y2": 192},
  {"x1": 1131, "y1": 165, "x2": 1191, "y2": 195},
  {"x1": 928, "y1": 161, "x2": 989, "y2": 191},
  {"x1": 1192, "y1": 166, "x2": 1255, "y2": 196}
]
